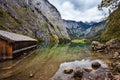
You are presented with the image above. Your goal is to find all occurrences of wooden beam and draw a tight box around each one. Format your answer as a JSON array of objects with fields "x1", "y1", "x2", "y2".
[{"x1": 13, "y1": 45, "x2": 37, "y2": 54}]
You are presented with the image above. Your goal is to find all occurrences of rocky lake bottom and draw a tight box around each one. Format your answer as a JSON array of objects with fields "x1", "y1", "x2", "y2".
[{"x1": 0, "y1": 43, "x2": 120, "y2": 80}]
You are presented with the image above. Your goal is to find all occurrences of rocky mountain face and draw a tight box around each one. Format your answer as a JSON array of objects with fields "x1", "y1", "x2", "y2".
[
  {"x1": 101, "y1": 5, "x2": 120, "y2": 41},
  {"x1": 87, "y1": 20, "x2": 106, "y2": 37},
  {"x1": 0, "y1": 0, "x2": 70, "y2": 44},
  {"x1": 64, "y1": 20, "x2": 106, "y2": 39}
]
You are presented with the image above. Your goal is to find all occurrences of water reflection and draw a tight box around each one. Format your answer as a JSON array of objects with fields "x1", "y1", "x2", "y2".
[
  {"x1": 0, "y1": 43, "x2": 110, "y2": 80},
  {"x1": 51, "y1": 59, "x2": 108, "y2": 80}
]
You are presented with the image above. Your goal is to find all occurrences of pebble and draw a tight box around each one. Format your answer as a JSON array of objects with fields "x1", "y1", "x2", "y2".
[
  {"x1": 112, "y1": 52, "x2": 119, "y2": 59},
  {"x1": 29, "y1": 73, "x2": 34, "y2": 78}
]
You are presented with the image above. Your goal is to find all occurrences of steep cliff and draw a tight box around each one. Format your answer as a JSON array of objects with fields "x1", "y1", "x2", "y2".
[
  {"x1": 87, "y1": 20, "x2": 106, "y2": 37},
  {"x1": 0, "y1": 0, "x2": 70, "y2": 44},
  {"x1": 64, "y1": 20, "x2": 106, "y2": 39},
  {"x1": 101, "y1": 6, "x2": 120, "y2": 41},
  {"x1": 64, "y1": 20, "x2": 91, "y2": 39}
]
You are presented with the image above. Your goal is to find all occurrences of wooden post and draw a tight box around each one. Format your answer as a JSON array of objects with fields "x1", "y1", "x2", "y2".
[
  {"x1": 3, "y1": 40, "x2": 6, "y2": 59},
  {"x1": 7, "y1": 43, "x2": 12, "y2": 59},
  {"x1": 1, "y1": 40, "x2": 6, "y2": 60},
  {"x1": 0, "y1": 39, "x2": 2, "y2": 59}
]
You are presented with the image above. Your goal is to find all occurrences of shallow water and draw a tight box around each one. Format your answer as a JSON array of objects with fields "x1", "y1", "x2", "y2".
[
  {"x1": 51, "y1": 59, "x2": 108, "y2": 80},
  {"x1": 0, "y1": 43, "x2": 111, "y2": 80}
]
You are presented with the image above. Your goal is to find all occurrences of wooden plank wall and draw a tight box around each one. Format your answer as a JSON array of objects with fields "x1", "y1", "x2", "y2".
[
  {"x1": 0, "y1": 39, "x2": 6, "y2": 59},
  {"x1": 0, "y1": 39, "x2": 12, "y2": 60},
  {"x1": 7, "y1": 43, "x2": 12, "y2": 59}
]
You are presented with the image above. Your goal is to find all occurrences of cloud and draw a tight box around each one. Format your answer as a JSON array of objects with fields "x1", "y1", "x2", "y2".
[
  {"x1": 48, "y1": 0, "x2": 109, "y2": 22},
  {"x1": 68, "y1": 0, "x2": 101, "y2": 11}
]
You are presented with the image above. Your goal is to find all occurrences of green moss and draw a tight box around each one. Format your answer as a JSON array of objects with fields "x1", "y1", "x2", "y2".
[
  {"x1": 57, "y1": 26, "x2": 62, "y2": 31},
  {"x1": 36, "y1": 37, "x2": 44, "y2": 43},
  {"x1": 41, "y1": 25, "x2": 46, "y2": 30},
  {"x1": 54, "y1": 26, "x2": 63, "y2": 38},
  {"x1": 7, "y1": 12, "x2": 23, "y2": 25},
  {"x1": 49, "y1": 34, "x2": 58, "y2": 44},
  {"x1": 0, "y1": 24, "x2": 7, "y2": 30},
  {"x1": 0, "y1": 9, "x2": 6, "y2": 18},
  {"x1": 23, "y1": 5, "x2": 28, "y2": 12}
]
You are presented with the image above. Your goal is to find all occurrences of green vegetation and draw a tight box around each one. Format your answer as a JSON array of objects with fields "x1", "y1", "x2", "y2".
[
  {"x1": 7, "y1": 12, "x2": 23, "y2": 25},
  {"x1": 98, "y1": 0, "x2": 120, "y2": 41},
  {"x1": 41, "y1": 25, "x2": 46, "y2": 30},
  {"x1": 0, "y1": 25, "x2": 7, "y2": 30},
  {"x1": 101, "y1": 6, "x2": 120, "y2": 41},
  {"x1": 71, "y1": 39, "x2": 87, "y2": 44},
  {"x1": 0, "y1": 9, "x2": 5, "y2": 18},
  {"x1": 1, "y1": 44, "x2": 91, "y2": 80},
  {"x1": 0, "y1": 1, "x2": 69, "y2": 44},
  {"x1": 23, "y1": 5, "x2": 28, "y2": 12}
]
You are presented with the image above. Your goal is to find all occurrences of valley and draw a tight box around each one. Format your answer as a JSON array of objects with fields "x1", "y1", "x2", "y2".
[{"x1": 0, "y1": 0, "x2": 120, "y2": 80}]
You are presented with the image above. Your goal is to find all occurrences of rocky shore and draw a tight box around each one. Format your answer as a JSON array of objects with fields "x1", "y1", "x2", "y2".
[
  {"x1": 91, "y1": 38, "x2": 120, "y2": 80},
  {"x1": 51, "y1": 59, "x2": 120, "y2": 80}
]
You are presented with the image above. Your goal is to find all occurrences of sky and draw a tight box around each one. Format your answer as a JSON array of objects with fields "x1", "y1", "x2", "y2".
[{"x1": 48, "y1": 0, "x2": 109, "y2": 22}]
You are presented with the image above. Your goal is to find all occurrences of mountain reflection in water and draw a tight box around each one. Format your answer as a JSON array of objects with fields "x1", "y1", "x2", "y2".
[{"x1": 0, "y1": 43, "x2": 111, "y2": 80}]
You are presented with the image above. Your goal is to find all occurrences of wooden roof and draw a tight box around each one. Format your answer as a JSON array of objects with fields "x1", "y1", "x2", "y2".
[{"x1": 0, "y1": 30, "x2": 37, "y2": 42}]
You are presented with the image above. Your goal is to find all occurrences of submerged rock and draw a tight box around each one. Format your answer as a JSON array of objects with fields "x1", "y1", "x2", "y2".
[{"x1": 29, "y1": 73, "x2": 34, "y2": 78}]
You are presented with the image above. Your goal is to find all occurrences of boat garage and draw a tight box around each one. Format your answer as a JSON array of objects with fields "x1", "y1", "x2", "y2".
[{"x1": 0, "y1": 30, "x2": 37, "y2": 60}]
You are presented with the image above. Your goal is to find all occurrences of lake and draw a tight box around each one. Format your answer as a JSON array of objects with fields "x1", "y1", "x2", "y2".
[{"x1": 0, "y1": 43, "x2": 111, "y2": 80}]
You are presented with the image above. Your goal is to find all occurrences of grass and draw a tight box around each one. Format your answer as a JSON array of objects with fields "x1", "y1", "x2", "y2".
[{"x1": 71, "y1": 39, "x2": 87, "y2": 44}]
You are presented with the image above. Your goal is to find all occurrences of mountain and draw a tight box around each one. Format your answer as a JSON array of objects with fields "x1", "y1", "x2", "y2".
[
  {"x1": 0, "y1": 0, "x2": 70, "y2": 44},
  {"x1": 64, "y1": 20, "x2": 106, "y2": 39},
  {"x1": 101, "y1": 5, "x2": 120, "y2": 41},
  {"x1": 64, "y1": 20, "x2": 91, "y2": 39},
  {"x1": 87, "y1": 20, "x2": 106, "y2": 37}
]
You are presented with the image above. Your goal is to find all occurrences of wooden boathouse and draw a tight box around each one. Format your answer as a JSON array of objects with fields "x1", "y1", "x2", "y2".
[{"x1": 0, "y1": 30, "x2": 37, "y2": 60}]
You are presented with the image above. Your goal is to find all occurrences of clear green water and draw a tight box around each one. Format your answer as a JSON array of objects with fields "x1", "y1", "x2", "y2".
[{"x1": 0, "y1": 43, "x2": 109, "y2": 80}]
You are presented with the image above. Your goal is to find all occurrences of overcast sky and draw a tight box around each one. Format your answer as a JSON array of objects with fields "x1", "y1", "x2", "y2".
[{"x1": 48, "y1": 0, "x2": 109, "y2": 22}]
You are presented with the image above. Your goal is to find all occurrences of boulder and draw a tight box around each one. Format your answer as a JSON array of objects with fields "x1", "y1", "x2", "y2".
[
  {"x1": 91, "y1": 62, "x2": 101, "y2": 70},
  {"x1": 106, "y1": 39, "x2": 120, "y2": 49},
  {"x1": 116, "y1": 63, "x2": 120, "y2": 73},
  {"x1": 91, "y1": 41, "x2": 100, "y2": 48},
  {"x1": 91, "y1": 41, "x2": 106, "y2": 52},
  {"x1": 91, "y1": 39, "x2": 120, "y2": 53},
  {"x1": 89, "y1": 62, "x2": 112, "y2": 80}
]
